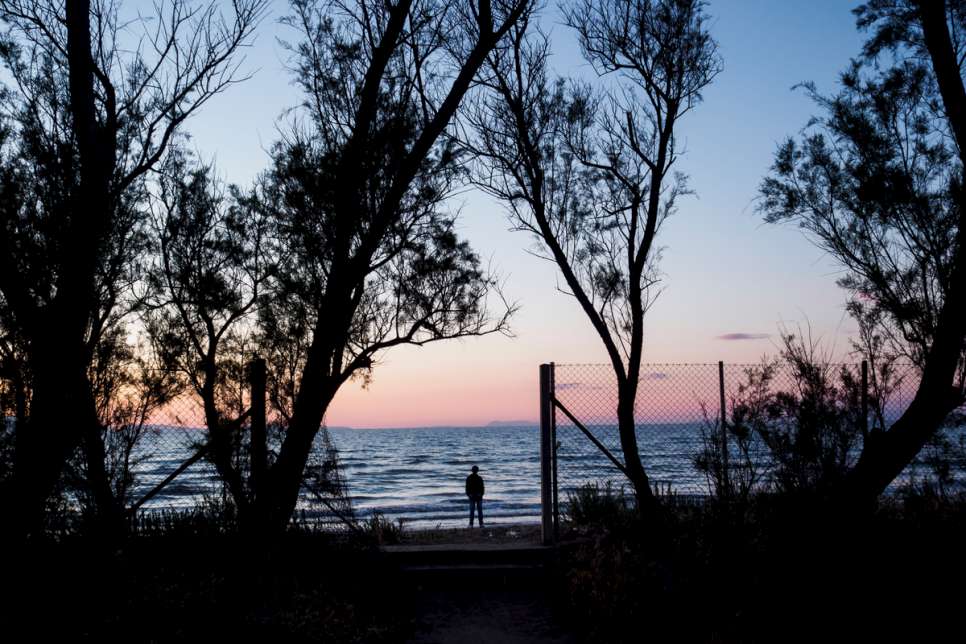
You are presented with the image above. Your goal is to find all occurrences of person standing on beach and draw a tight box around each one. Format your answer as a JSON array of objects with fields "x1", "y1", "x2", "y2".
[{"x1": 466, "y1": 465, "x2": 485, "y2": 527}]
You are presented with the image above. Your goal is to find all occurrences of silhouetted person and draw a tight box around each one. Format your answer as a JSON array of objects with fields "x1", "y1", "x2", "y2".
[{"x1": 466, "y1": 465, "x2": 484, "y2": 527}]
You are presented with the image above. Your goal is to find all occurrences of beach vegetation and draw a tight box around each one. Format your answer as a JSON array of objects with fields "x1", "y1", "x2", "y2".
[
  {"x1": 558, "y1": 480, "x2": 966, "y2": 642},
  {"x1": 361, "y1": 511, "x2": 405, "y2": 546},
  {"x1": 565, "y1": 481, "x2": 634, "y2": 529},
  {"x1": 0, "y1": 0, "x2": 268, "y2": 539},
  {"x1": 760, "y1": 0, "x2": 966, "y2": 510},
  {"x1": 695, "y1": 329, "x2": 907, "y2": 503}
]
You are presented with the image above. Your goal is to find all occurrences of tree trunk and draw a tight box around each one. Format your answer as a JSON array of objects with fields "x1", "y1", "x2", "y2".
[
  {"x1": 841, "y1": 247, "x2": 966, "y2": 506},
  {"x1": 836, "y1": 1, "x2": 966, "y2": 509},
  {"x1": 5, "y1": 0, "x2": 120, "y2": 539},
  {"x1": 11, "y1": 327, "x2": 92, "y2": 537},
  {"x1": 82, "y1": 407, "x2": 123, "y2": 538},
  {"x1": 616, "y1": 381, "x2": 658, "y2": 517},
  {"x1": 260, "y1": 360, "x2": 341, "y2": 534}
]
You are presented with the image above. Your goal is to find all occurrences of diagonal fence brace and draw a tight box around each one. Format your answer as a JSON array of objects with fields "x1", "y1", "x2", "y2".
[
  {"x1": 552, "y1": 397, "x2": 628, "y2": 478},
  {"x1": 128, "y1": 408, "x2": 252, "y2": 515}
]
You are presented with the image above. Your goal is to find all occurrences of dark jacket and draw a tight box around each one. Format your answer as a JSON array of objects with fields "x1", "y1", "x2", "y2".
[{"x1": 465, "y1": 472, "x2": 484, "y2": 497}]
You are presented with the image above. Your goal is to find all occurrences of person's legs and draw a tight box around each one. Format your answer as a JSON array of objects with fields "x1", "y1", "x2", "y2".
[{"x1": 469, "y1": 496, "x2": 483, "y2": 527}]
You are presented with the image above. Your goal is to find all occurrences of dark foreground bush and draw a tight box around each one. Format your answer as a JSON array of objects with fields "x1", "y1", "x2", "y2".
[
  {"x1": 565, "y1": 482, "x2": 635, "y2": 529},
  {"x1": 555, "y1": 485, "x2": 966, "y2": 643},
  {"x1": 1, "y1": 518, "x2": 411, "y2": 642}
]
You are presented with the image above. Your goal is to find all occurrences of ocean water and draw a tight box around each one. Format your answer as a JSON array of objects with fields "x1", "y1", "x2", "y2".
[
  {"x1": 329, "y1": 423, "x2": 723, "y2": 529},
  {"x1": 330, "y1": 426, "x2": 545, "y2": 529},
  {"x1": 131, "y1": 423, "x2": 665, "y2": 529},
  {"x1": 130, "y1": 423, "x2": 966, "y2": 530},
  {"x1": 128, "y1": 424, "x2": 555, "y2": 529}
]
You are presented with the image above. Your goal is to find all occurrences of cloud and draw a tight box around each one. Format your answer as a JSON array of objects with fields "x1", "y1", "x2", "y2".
[
  {"x1": 556, "y1": 382, "x2": 605, "y2": 391},
  {"x1": 716, "y1": 332, "x2": 769, "y2": 341},
  {"x1": 643, "y1": 371, "x2": 668, "y2": 380}
]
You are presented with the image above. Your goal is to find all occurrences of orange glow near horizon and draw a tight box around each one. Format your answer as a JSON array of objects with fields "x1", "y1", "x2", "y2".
[{"x1": 320, "y1": 319, "x2": 864, "y2": 429}]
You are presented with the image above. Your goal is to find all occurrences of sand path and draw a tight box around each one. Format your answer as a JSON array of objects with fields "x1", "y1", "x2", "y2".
[{"x1": 394, "y1": 524, "x2": 578, "y2": 643}]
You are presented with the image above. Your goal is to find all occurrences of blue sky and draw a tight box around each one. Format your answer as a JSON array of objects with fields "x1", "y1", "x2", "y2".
[{"x1": 184, "y1": 1, "x2": 871, "y2": 427}]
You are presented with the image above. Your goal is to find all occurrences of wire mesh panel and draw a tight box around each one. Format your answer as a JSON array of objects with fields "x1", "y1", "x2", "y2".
[
  {"x1": 715, "y1": 361, "x2": 922, "y2": 497},
  {"x1": 111, "y1": 377, "x2": 354, "y2": 532},
  {"x1": 123, "y1": 394, "x2": 221, "y2": 512},
  {"x1": 553, "y1": 363, "x2": 720, "y2": 501},
  {"x1": 123, "y1": 409, "x2": 355, "y2": 529},
  {"x1": 551, "y1": 361, "x2": 963, "y2": 510}
]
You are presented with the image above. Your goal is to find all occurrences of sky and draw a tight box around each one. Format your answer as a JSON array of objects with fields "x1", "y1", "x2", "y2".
[{"x1": 184, "y1": 1, "x2": 869, "y2": 428}]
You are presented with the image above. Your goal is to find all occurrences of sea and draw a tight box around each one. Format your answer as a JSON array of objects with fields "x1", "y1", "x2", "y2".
[
  {"x1": 330, "y1": 426, "x2": 546, "y2": 529},
  {"x1": 130, "y1": 423, "x2": 966, "y2": 530}
]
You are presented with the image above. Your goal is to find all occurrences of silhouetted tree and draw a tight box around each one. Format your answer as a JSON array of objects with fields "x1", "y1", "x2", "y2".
[
  {"x1": 760, "y1": 0, "x2": 966, "y2": 508},
  {"x1": 145, "y1": 151, "x2": 271, "y2": 526},
  {"x1": 170, "y1": 0, "x2": 525, "y2": 534},
  {"x1": 0, "y1": 0, "x2": 266, "y2": 538},
  {"x1": 147, "y1": 158, "x2": 358, "y2": 528},
  {"x1": 464, "y1": 0, "x2": 721, "y2": 513},
  {"x1": 76, "y1": 326, "x2": 182, "y2": 521}
]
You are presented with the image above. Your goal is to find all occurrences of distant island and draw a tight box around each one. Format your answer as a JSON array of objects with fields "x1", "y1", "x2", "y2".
[{"x1": 486, "y1": 420, "x2": 538, "y2": 427}]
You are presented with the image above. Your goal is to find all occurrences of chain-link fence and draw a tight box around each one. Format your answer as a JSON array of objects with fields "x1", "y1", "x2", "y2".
[
  {"x1": 0, "y1": 360, "x2": 355, "y2": 534},
  {"x1": 123, "y1": 393, "x2": 216, "y2": 513},
  {"x1": 549, "y1": 361, "x2": 966, "y2": 513},
  {"x1": 118, "y1": 386, "x2": 354, "y2": 531}
]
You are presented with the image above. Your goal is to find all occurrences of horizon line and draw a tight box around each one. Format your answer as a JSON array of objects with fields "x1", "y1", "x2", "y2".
[{"x1": 329, "y1": 420, "x2": 540, "y2": 431}]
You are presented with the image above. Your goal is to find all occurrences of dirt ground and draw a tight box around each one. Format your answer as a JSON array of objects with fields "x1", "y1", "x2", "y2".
[
  {"x1": 396, "y1": 523, "x2": 577, "y2": 643},
  {"x1": 408, "y1": 589, "x2": 576, "y2": 644}
]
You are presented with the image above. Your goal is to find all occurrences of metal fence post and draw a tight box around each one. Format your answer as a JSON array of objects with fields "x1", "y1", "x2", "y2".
[
  {"x1": 550, "y1": 363, "x2": 559, "y2": 542},
  {"x1": 718, "y1": 361, "x2": 729, "y2": 498},
  {"x1": 861, "y1": 360, "x2": 869, "y2": 436},
  {"x1": 250, "y1": 357, "x2": 267, "y2": 504},
  {"x1": 540, "y1": 363, "x2": 554, "y2": 545}
]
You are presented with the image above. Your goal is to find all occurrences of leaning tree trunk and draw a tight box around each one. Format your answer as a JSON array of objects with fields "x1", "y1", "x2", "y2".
[
  {"x1": 259, "y1": 309, "x2": 347, "y2": 534},
  {"x1": 841, "y1": 239, "x2": 966, "y2": 507},
  {"x1": 836, "y1": 1, "x2": 966, "y2": 510}
]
